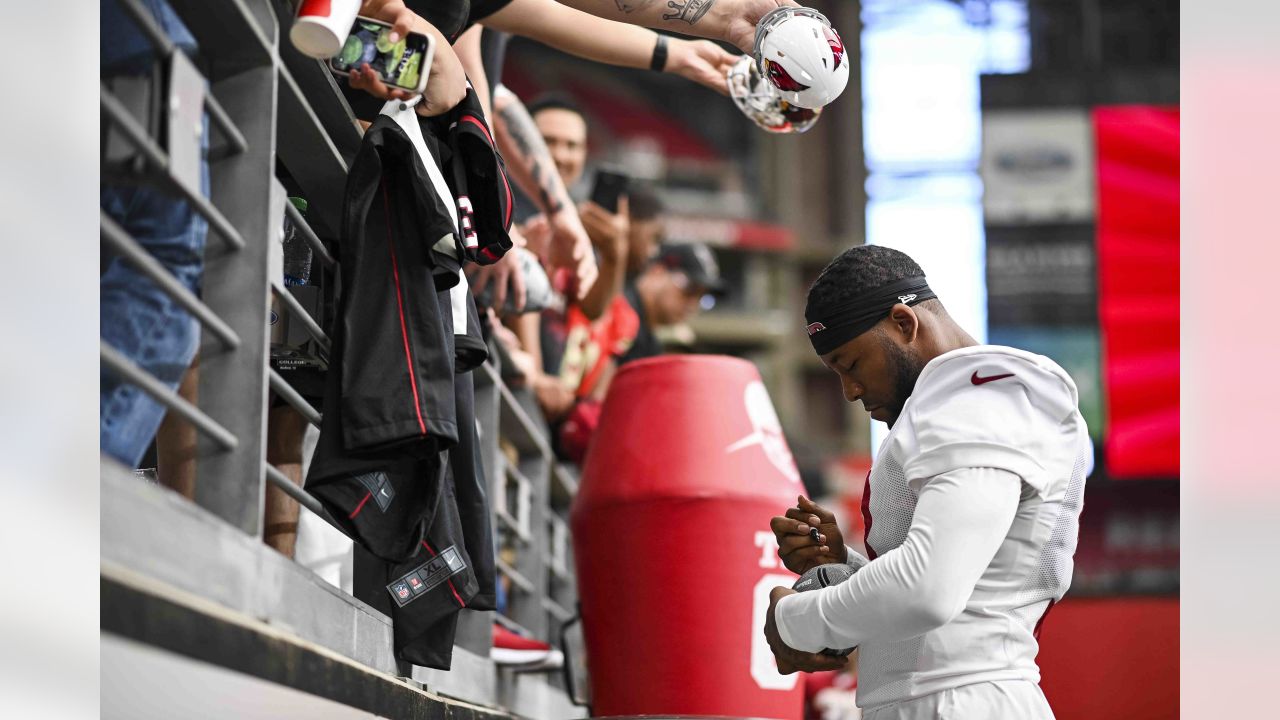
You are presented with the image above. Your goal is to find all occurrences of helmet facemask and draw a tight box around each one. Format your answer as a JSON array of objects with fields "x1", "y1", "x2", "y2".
[{"x1": 727, "y1": 54, "x2": 822, "y2": 134}]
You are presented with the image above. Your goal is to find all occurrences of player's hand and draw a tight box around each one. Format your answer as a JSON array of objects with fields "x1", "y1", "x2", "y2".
[
  {"x1": 770, "y1": 495, "x2": 848, "y2": 575},
  {"x1": 721, "y1": 0, "x2": 802, "y2": 54},
  {"x1": 579, "y1": 197, "x2": 629, "y2": 264},
  {"x1": 764, "y1": 586, "x2": 849, "y2": 675},
  {"x1": 665, "y1": 39, "x2": 738, "y2": 95},
  {"x1": 546, "y1": 207, "x2": 598, "y2": 300}
]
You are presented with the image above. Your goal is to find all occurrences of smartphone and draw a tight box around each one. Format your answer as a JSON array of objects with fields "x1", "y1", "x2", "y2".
[
  {"x1": 589, "y1": 168, "x2": 630, "y2": 214},
  {"x1": 328, "y1": 16, "x2": 434, "y2": 94}
]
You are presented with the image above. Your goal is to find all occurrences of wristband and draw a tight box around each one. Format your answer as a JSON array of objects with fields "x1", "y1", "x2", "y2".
[{"x1": 650, "y1": 34, "x2": 669, "y2": 72}]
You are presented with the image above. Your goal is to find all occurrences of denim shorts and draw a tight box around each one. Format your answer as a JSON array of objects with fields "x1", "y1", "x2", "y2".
[{"x1": 100, "y1": 0, "x2": 208, "y2": 467}]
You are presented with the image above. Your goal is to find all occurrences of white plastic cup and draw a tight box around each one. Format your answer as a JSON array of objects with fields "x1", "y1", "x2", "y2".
[{"x1": 290, "y1": 0, "x2": 362, "y2": 59}]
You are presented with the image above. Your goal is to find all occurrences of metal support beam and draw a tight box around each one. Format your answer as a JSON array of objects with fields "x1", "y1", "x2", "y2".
[
  {"x1": 268, "y1": 369, "x2": 322, "y2": 426},
  {"x1": 277, "y1": 63, "x2": 350, "y2": 237},
  {"x1": 194, "y1": 48, "x2": 279, "y2": 535},
  {"x1": 168, "y1": 0, "x2": 274, "y2": 80},
  {"x1": 205, "y1": 92, "x2": 249, "y2": 158},
  {"x1": 116, "y1": 0, "x2": 176, "y2": 55},
  {"x1": 271, "y1": 281, "x2": 331, "y2": 351},
  {"x1": 264, "y1": 464, "x2": 340, "y2": 530},
  {"x1": 115, "y1": 0, "x2": 247, "y2": 161},
  {"x1": 100, "y1": 85, "x2": 247, "y2": 251},
  {"x1": 284, "y1": 198, "x2": 336, "y2": 268}
]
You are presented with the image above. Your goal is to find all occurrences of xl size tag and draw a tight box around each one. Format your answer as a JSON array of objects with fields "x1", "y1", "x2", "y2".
[{"x1": 386, "y1": 545, "x2": 467, "y2": 607}]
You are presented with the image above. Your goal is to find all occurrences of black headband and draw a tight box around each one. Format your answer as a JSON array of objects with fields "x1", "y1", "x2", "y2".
[{"x1": 804, "y1": 276, "x2": 936, "y2": 355}]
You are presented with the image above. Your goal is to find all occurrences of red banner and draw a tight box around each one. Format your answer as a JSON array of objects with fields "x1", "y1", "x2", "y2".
[{"x1": 1094, "y1": 107, "x2": 1180, "y2": 478}]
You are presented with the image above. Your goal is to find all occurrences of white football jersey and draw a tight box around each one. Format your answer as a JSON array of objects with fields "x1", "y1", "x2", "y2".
[{"x1": 853, "y1": 345, "x2": 1089, "y2": 709}]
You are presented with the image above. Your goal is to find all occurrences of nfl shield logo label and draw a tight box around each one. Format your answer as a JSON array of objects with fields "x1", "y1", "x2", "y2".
[
  {"x1": 806, "y1": 321, "x2": 826, "y2": 336},
  {"x1": 395, "y1": 583, "x2": 410, "y2": 599}
]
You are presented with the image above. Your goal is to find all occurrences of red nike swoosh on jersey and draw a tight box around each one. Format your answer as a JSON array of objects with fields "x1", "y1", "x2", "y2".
[{"x1": 971, "y1": 371, "x2": 1015, "y2": 385}]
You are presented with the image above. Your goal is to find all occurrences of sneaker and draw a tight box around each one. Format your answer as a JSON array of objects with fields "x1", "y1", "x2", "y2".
[{"x1": 491, "y1": 623, "x2": 564, "y2": 668}]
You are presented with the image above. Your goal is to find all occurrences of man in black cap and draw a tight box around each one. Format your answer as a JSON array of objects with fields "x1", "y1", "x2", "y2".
[{"x1": 620, "y1": 242, "x2": 726, "y2": 364}]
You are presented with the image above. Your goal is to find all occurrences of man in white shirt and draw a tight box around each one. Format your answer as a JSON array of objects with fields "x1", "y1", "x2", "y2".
[{"x1": 764, "y1": 245, "x2": 1088, "y2": 719}]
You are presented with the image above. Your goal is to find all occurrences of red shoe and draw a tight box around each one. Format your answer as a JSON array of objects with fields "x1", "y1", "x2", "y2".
[{"x1": 491, "y1": 623, "x2": 564, "y2": 668}]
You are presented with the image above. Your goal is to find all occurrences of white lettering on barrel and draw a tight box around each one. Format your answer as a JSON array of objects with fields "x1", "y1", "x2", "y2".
[
  {"x1": 755, "y1": 531, "x2": 781, "y2": 569},
  {"x1": 751, "y1": 573, "x2": 801, "y2": 691}
]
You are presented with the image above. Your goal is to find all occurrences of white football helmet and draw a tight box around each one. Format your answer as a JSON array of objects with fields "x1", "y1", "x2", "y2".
[
  {"x1": 753, "y1": 6, "x2": 850, "y2": 110},
  {"x1": 726, "y1": 55, "x2": 822, "y2": 134}
]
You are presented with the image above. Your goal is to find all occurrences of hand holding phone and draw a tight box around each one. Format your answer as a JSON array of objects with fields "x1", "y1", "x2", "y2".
[
  {"x1": 589, "y1": 168, "x2": 631, "y2": 214},
  {"x1": 329, "y1": 17, "x2": 434, "y2": 94}
]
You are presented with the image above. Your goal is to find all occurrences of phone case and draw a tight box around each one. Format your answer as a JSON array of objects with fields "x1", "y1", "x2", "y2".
[{"x1": 327, "y1": 16, "x2": 433, "y2": 95}]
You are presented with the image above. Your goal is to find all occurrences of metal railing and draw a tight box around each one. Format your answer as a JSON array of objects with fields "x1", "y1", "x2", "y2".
[{"x1": 100, "y1": 0, "x2": 579, "y2": 707}]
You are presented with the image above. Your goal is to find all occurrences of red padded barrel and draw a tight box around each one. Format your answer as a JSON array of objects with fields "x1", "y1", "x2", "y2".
[{"x1": 571, "y1": 356, "x2": 804, "y2": 719}]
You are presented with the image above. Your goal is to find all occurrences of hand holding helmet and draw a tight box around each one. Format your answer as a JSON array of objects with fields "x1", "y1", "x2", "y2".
[{"x1": 753, "y1": 6, "x2": 849, "y2": 110}]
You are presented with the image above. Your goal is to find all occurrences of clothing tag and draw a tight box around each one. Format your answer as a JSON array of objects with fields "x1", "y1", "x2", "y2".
[
  {"x1": 386, "y1": 545, "x2": 467, "y2": 607},
  {"x1": 353, "y1": 471, "x2": 395, "y2": 512}
]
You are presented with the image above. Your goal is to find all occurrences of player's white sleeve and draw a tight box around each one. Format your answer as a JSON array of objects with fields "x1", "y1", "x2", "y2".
[
  {"x1": 774, "y1": 467, "x2": 1019, "y2": 653},
  {"x1": 844, "y1": 548, "x2": 870, "y2": 572}
]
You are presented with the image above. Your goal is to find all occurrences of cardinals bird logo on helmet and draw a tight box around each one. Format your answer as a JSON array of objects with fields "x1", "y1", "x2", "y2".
[{"x1": 753, "y1": 6, "x2": 850, "y2": 110}]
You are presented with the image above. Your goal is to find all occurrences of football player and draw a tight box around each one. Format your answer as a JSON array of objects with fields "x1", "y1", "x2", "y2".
[{"x1": 766, "y1": 245, "x2": 1089, "y2": 719}]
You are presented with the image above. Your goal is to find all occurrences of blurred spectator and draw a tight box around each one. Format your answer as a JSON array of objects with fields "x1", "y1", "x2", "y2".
[
  {"x1": 552, "y1": 184, "x2": 661, "y2": 406},
  {"x1": 484, "y1": 92, "x2": 608, "y2": 422},
  {"x1": 529, "y1": 95, "x2": 590, "y2": 194},
  {"x1": 621, "y1": 243, "x2": 725, "y2": 364},
  {"x1": 623, "y1": 183, "x2": 665, "y2": 277},
  {"x1": 100, "y1": 0, "x2": 208, "y2": 476},
  {"x1": 507, "y1": 93, "x2": 592, "y2": 253},
  {"x1": 556, "y1": 196, "x2": 634, "y2": 404},
  {"x1": 483, "y1": 86, "x2": 597, "y2": 311},
  {"x1": 556, "y1": 240, "x2": 722, "y2": 463}
]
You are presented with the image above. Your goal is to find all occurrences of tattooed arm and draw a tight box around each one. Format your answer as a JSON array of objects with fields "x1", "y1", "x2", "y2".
[
  {"x1": 492, "y1": 85, "x2": 573, "y2": 218},
  {"x1": 482, "y1": 0, "x2": 739, "y2": 93},
  {"x1": 492, "y1": 85, "x2": 599, "y2": 305},
  {"x1": 553, "y1": 0, "x2": 798, "y2": 54}
]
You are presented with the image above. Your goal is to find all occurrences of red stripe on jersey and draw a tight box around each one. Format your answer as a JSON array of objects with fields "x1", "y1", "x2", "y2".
[
  {"x1": 459, "y1": 114, "x2": 513, "y2": 229},
  {"x1": 421, "y1": 540, "x2": 466, "y2": 607},
  {"x1": 380, "y1": 181, "x2": 428, "y2": 436},
  {"x1": 860, "y1": 469, "x2": 877, "y2": 560},
  {"x1": 348, "y1": 490, "x2": 373, "y2": 519}
]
